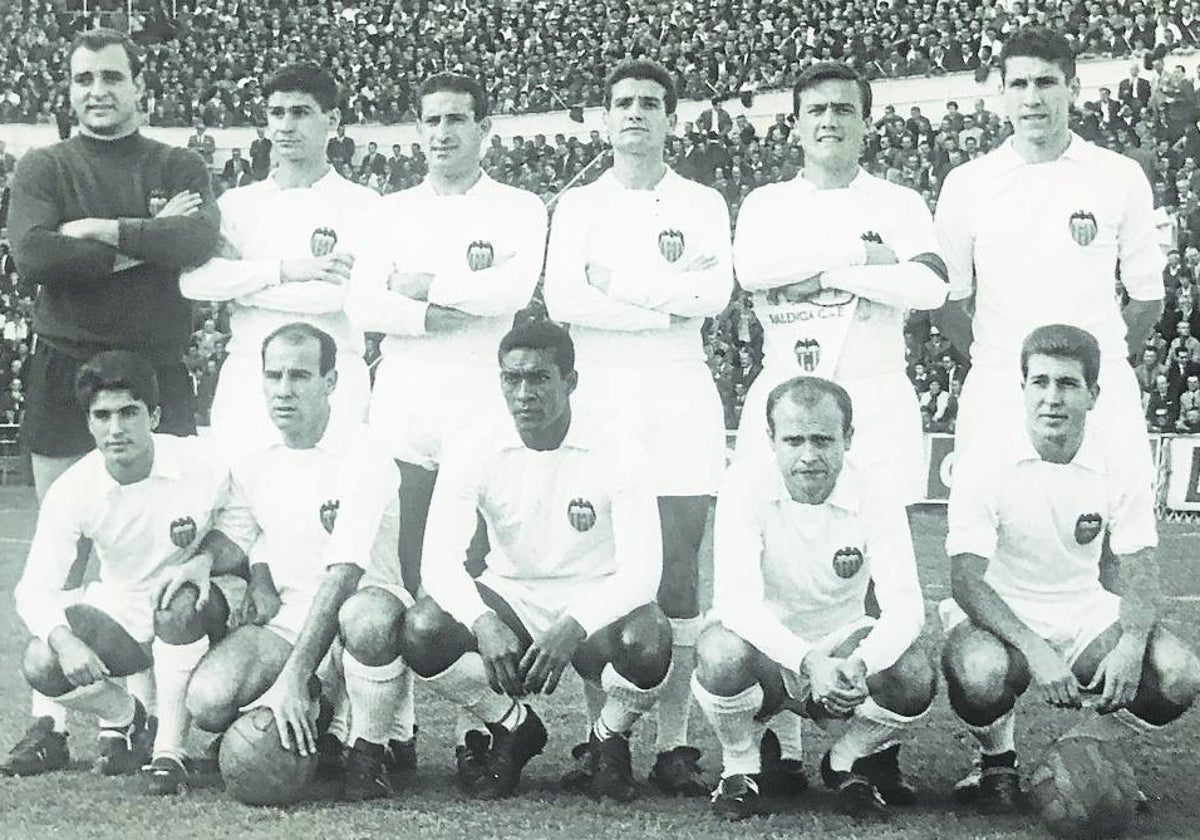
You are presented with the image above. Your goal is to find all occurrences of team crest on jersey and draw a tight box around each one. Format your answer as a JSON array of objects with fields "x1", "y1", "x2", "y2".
[
  {"x1": 466, "y1": 240, "x2": 495, "y2": 271},
  {"x1": 793, "y1": 338, "x2": 821, "y2": 372},
  {"x1": 148, "y1": 189, "x2": 168, "y2": 217},
  {"x1": 310, "y1": 226, "x2": 338, "y2": 256},
  {"x1": 1074, "y1": 512, "x2": 1103, "y2": 545},
  {"x1": 1068, "y1": 211, "x2": 1098, "y2": 246},
  {"x1": 861, "y1": 230, "x2": 884, "y2": 244},
  {"x1": 169, "y1": 516, "x2": 197, "y2": 548},
  {"x1": 832, "y1": 546, "x2": 864, "y2": 579},
  {"x1": 320, "y1": 499, "x2": 340, "y2": 534},
  {"x1": 657, "y1": 229, "x2": 685, "y2": 263},
  {"x1": 567, "y1": 498, "x2": 596, "y2": 532}
]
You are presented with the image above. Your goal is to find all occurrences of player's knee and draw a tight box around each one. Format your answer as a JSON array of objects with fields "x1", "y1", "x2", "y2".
[
  {"x1": 1149, "y1": 636, "x2": 1200, "y2": 708},
  {"x1": 695, "y1": 623, "x2": 757, "y2": 695},
  {"x1": 942, "y1": 627, "x2": 1015, "y2": 715},
  {"x1": 185, "y1": 666, "x2": 239, "y2": 732},
  {"x1": 399, "y1": 596, "x2": 460, "y2": 677},
  {"x1": 154, "y1": 584, "x2": 207, "y2": 645},
  {"x1": 339, "y1": 588, "x2": 404, "y2": 667},
  {"x1": 614, "y1": 605, "x2": 672, "y2": 688},
  {"x1": 21, "y1": 639, "x2": 66, "y2": 697},
  {"x1": 872, "y1": 644, "x2": 937, "y2": 717}
]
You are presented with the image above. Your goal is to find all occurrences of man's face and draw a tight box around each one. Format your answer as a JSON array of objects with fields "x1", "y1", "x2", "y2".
[
  {"x1": 70, "y1": 44, "x2": 142, "y2": 138},
  {"x1": 419, "y1": 90, "x2": 488, "y2": 179},
  {"x1": 1180, "y1": 322, "x2": 1192, "y2": 339},
  {"x1": 261, "y1": 335, "x2": 335, "y2": 436},
  {"x1": 499, "y1": 347, "x2": 575, "y2": 437},
  {"x1": 769, "y1": 392, "x2": 852, "y2": 505},
  {"x1": 1143, "y1": 347, "x2": 1158, "y2": 366},
  {"x1": 605, "y1": 76, "x2": 674, "y2": 155},
  {"x1": 87, "y1": 389, "x2": 159, "y2": 472},
  {"x1": 266, "y1": 90, "x2": 337, "y2": 164},
  {"x1": 793, "y1": 78, "x2": 867, "y2": 169},
  {"x1": 1002, "y1": 55, "x2": 1076, "y2": 147},
  {"x1": 1022, "y1": 353, "x2": 1097, "y2": 441}
]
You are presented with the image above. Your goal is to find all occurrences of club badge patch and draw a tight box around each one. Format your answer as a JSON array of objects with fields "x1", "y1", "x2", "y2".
[
  {"x1": 466, "y1": 240, "x2": 495, "y2": 271},
  {"x1": 169, "y1": 516, "x2": 197, "y2": 548},
  {"x1": 658, "y1": 228, "x2": 685, "y2": 263},
  {"x1": 794, "y1": 338, "x2": 821, "y2": 372},
  {"x1": 567, "y1": 497, "x2": 596, "y2": 532},
  {"x1": 320, "y1": 499, "x2": 340, "y2": 534},
  {"x1": 832, "y1": 546, "x2": 864, "y2": 579},
  {"x1": 310, "y1": 226, "x2": 338, "y2": 256},
  {"x1": 1074, "y1": 512, "x2": 1103, "y2": 545},
  {"x1": 1068, "y1": 211, "x2": 1098, "y2": 247}
]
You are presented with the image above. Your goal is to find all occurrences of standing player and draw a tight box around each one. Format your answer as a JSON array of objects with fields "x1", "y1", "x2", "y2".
[
  {"x1": 933, "y1": 26, "x2": 1164, "y2": 472},
  {"x1": 731, "y1": 61, "x2": 947, "y2": 776},
  {"x1": 941, "y1": 324, "x2": 1200, "y2": 811},
  {"x1": 183, "y1": 323, "x2": 411, "y2": 801},
  {"x1": 543, "y1": 59, "x2": 733, "y2": 795},
  {"x1": 180, "y1": 63, "x2": 384, "y2": 456},
  {"x1": 402, "y1": 320, "x2": 671, "y2": 802},
  {"x1": 6, "y1": 351, "x2": 231, "y2": 786},
  {"x1": 695, "y1": 377, "x2": 933, "y2": 819},
  {"x1": 347, "y1": 72, "x2": 547, "y2": 594}
]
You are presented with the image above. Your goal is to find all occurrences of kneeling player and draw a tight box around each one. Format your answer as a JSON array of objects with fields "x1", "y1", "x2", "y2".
[
  {"x1": 695, "y1": 377, "x2": 935, "y2": 820},
  {"x1": 9, "y1": 351, "x2": 232, "y2": 783},
  {"x1": 183, "y1": 323, "x2": 412, "y2": 802},
  {"x1": 942, "y1": 324, "x2": 1200, "y2": 813},
  {"x1": 402, "y1": 319, "x2": 672, "y2": 801}
]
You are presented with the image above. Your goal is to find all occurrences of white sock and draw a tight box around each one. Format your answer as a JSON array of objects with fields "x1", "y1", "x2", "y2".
[
  {"x1": 30, "y1": 692, "x2": 67, "y2": 732},
  {"x1": 420, "y1": 652, "x2": 516, "y2": 726},
  {"x1": 691, "y1": 677, "x2": 764, "y2": 777},
  {"x1": 58, "y1": 680, "x2": 135, "y2": 729},
  {"x1": 125, "y1": 669, "x2": 156, "y2": 717},
  {"x1": 583, "y1": 679, "x2": 605, "y2": 726},
  {"x1": 152, "y1": 637, "x2": 208, "y2": 761},
  {"x1": 656, "y1": 617, "x2": 701, "y2": 752},
  {"x1": 829, "y1": 697, "x2": 926, "y2": 773},
  {"x1": 386, "y1": 668, "x2": 416, "y2": 743},
  {"x1": 325, "y1": 653, "x2": 351, "y2": 744},
  {"x1": 599, "y1": 662, "x2": 663, "y2": 736},
  {"x1": 767, "y1": 709, "x2": 805, "y2": 761},
  {"x1": 966, "y1": 708, "x2": 1016, "y2": 756},
  {"x1": 455, "y1": 708, "x2": 480, "y2": 743},
  {"x1": 344, "y1": 652, "x2": 408, "y2": 746}
]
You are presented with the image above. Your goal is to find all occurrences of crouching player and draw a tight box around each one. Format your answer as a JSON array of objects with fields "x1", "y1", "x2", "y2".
[
  {"x1": 942, "y1": 324, "x2": 1200, "y2": 813},
  {"x1": 10, "y1": 351, "x2": 233, "y2": 787},
  {"x1": 402, "y1": 319, "x2": 672, "y2": 802},
  {"x1": 694, "y1": 377, "x2": 935, "y2": 820},
  {"x1": 182, "y1": 323, "x2": 413, "y2": 802}
]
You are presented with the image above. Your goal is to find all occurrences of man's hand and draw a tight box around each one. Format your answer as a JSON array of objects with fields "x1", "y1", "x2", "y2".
[
  {"x1": 1023, "y1": 639, "x2": 1081, "y2": 708},
  {"x1": 280, "y1": 253, "x2": 355, "y2": 286},
  {"x1": 388, "y1": 270, "x2": 436, "y2": 300},
  {"x1": 473, "y1": 612, "x2": 525, "y2": 697},
  {"x1": 586, "y1": 263, "x2": 613, "y2": 294},
  {"x1": 1088, "y1": 633, "x2": 1146, "y2": 713},
  {"x1": 48, "y1": 630, "x2": 109, "y2": 688},
  {"x1": 155, "y1": 551, "x2": 214, "y2": 611},
  {"x1": 803, "y1": 652, "x2": 869, "y2": 717},
  {"x1": 425, "y1": 303, "x2": 472, "y2": 333},
  {"x1": 238, "y1": 572, "x2": 281, "y2": 628},
  {"x1": 58, "y1": 218, "x2": 119, "y2": 246},
  {"x1": 519, "y1": 615, "x2": 587, "y2": 695},
  {"x1": 864, "y1": 242, "x2": 899, "y2": 265},
  {"x1": 259, "y1": 666, "x2": 318, "y2": 755},
  {"x1": 156, "y1": 190, "x2": 203, "y2": 218}
]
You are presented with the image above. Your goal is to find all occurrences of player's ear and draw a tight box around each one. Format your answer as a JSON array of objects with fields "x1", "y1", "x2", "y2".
[
  {"x1": 565, "y1": 368, "x2": 578, "y2": 395},
  {"x1": 667, "y1": 110, "x2": 678, "y2": 132},
  {"x1": 324, "y1": 368, "x2": 338, "y2": 395},
  {"x1": 149, "y1": 405, "x2": 161, "y2": 431},
  {"x1": 843, "y1": 424, "x2": 854, "y2": 451},
  {"x1": 1087, "y1": 382, "x2": 1100, "y2": 409},
  {"x1": 478, "y1": 115, "x2": 492, "y2": 137}
]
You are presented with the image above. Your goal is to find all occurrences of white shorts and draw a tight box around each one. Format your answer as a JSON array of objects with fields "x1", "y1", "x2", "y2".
[
  {"x1": 259, "y1": 579, "x2": 412, "y2": 646},
  {"x1": 777, "y1": 616, "x2": 876, "y2": 704},
  {"x1": 65, "y1": 582, "x2": 157, "y2": 646},
  {"x1": 368, "y1": 358, "x2": 509, "y2": 469},
  {"x1": 572, "y1": 361, "x2": 726, "y2": 496},
  {"x1": 479, "y1": 573, "x2": 649, "y2": 641},
  {"x1": 209, "y1": 352, "x2": 370, "y2": 457},
  {"x1": 736, "y1": 369, "x2": 925, "y2": 504},
  {"x1": 938, "y1": 591, "x2": 1120, "y2": 668}
]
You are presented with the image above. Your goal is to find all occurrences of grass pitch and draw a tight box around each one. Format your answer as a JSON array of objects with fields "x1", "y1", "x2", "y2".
[{"x1": 0, "y1": 490, "x2": 1197, "y2": 839}]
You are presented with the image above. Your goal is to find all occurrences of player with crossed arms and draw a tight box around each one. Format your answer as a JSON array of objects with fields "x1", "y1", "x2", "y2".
[
  {"x1": 544, "y1": 58, "x2": 733, "y2": 796},
  {"x1": 731, "y1": 60, "x2": 948, "y2": 796},
  {"x1": 941, "y1": 324, "x2": 1200, "y2": 813}
]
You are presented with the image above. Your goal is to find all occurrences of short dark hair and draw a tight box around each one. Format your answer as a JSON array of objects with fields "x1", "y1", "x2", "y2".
[
  {"x1": 261, "y1": 322, "x2": 337, "y2": 374},
  {"x1": 75, "y1": 350, "x2": 159, "y2": 413},
  {"x1": 68, "y1": 28, "x2": 142, "y2": 78},
  {"x1": 417, "y1": 73, "x2": 489, "y2": 121},
  {"x1": 1020, "y1": 324, "x2": 1100, "y2": 388},
  {"x1": 605, "y1": 59, "x2": 678, "y2": 115},
  {"x1": 263, "y1": 63, "x2": 339, "y2": 112},
  {"x1": 792, "y1": 61, "x2": 872, "y2": 119},
  {"x1": 766, "y1": 376, "x2": 854, "y2": 436},
  {"x1": 498, "y1": 318, "x2": 575, "y2": 376},
  {"x1": 999, "y1": 26, "x2": 1076, "y2": 82}
]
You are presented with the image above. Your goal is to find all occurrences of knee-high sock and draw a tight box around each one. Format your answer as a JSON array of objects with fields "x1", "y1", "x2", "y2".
[
  {"x1": 419, "y1": 652, "x2": 515, "y2": 726},
  {"x1": 656, "y1": 616, "x2": 701, "y2": 752},
  {"x1": 30, "y1": 692, "x2": 68, "y2": 732},
  {"x1": 152, "y1": 637, "x2": 208, "y2": 761},
  {"x1": 125, "y1": 669, "x2": 156, "y2": 717},
  {"x1": 966, "y1": 708, "x2": 1016, "y2": 756},
  {"x1": 319, "y1": 641, "x2": 350, "y2": 743},
  {"x1": 767, "y1": 708, "x2": 805, "y2": 761},
  {"x1": 58, "y1": 680, "x2": 135, "y2": 729},
  {"x1": 387, "y1": 667, "x2": 416, "y2": 743},
  {"x1": 597, "y1": 663, "x2": 664, "y2": 737},
  {"x1": 344, "y1": 652, "x2": 408, "y2": 746},
  {"x1": 583, "y1": 678, "x2": 606, "y2": 727},
  {"x1": 692, "y1": 677, "x2": 765, "y2": 777},
  {"x1": 829, "y1": 697, "x2": 928, "y2": 772}
]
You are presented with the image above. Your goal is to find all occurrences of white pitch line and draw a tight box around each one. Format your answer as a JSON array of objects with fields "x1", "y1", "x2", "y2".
[{"x1": 0, "y1": 536, "x2": 30, "y2": 544}]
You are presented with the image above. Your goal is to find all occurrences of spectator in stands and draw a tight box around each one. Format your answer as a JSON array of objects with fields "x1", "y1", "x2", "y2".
[
  {"x1": 326, "y1": 123, "x2": 355, "y2": 167},
  {"x1": 220, "y1": 147, "x2": 252, "y2": 187},
  {"x1": 249, "y1": 127, "x2": 272, "y2": 181},
  {"x1": 1136, "y1": 344, "x2": 1167, "y2": 407},
  {"x1": 0, "y1": 377, "x2": 23, "y2": 424},
  {"x1": 1180, "y1": 373, "x2": 1200, "y2": 417},
  {"x1": 696, "y1": 98, "x2": 732, "y2": 136},
  {"x1": 920, "y1": 378, "x2": 951, "y2": 431},
  {"x1": 1168, "y1": 342, "x2": 1200, "y2": 400},
  {"x1": 359, "y1": 140, "x2": 387, "y2": 182},
  {"x1": 1147, "y1": 372, "x2": 1179, "y2": 430},
  {"x1": 186, "y1": 119, "x2": 215, "y2": 166},
  {"x1": 1169, "y1": 319, "x2": 1200, "y2": 362},
  {"x1": 1178, "y1": 404, "x2": 1200, "y2": 432}
]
